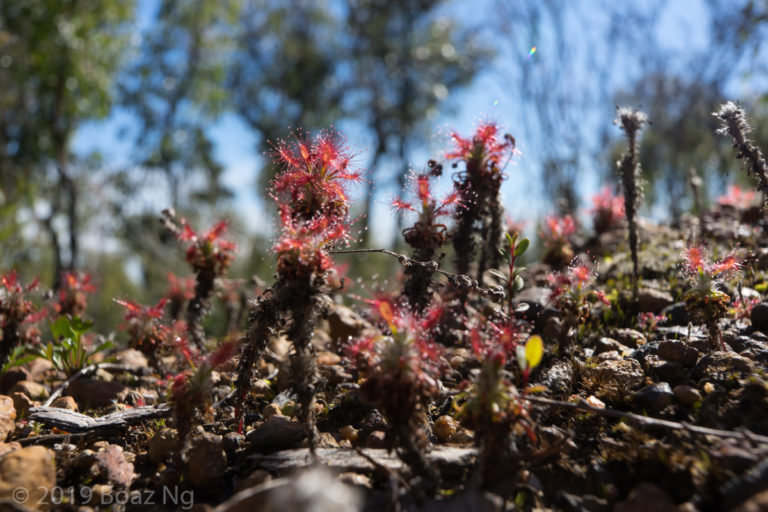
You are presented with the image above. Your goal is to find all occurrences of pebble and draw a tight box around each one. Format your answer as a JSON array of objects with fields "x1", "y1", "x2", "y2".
[
  {"x1": 594, "y1": 337, "x2": 630, "y2": 356},
  {"x1": 634, "y1": 382, "x2": 674, "y2": 411},
  {"x1": 9, "y1": 381, "x2": 47, "y2": 400},
  {"x1": 0, "y1": 396, "x2": 16, "y2": 442},
  {"x1": 262, "y1": 403, "x2": 283, "y2": 420},
  {"x1": 9, "y1": 392, "x2": 31, "y2": 419},
  {"x1": 339, "y1": 425, "x2": 359, "y2": 442},
  {"x1": 246, "y1": 416, "x2": 306, "y2": 453},
  {"x1": 148, "y1": 428, "x2": 178, "y2": 464},
  {"x1": 182, "y1": 431, "x2": 226, "y2": 487},
  {"x1": 365, "y1": 430, "x2": 386, "y2": 448},
  {"x1": 636, "y1": 288, "x2": 674, "y2": 314},
  {"x1": 51, "y1": 395, "x2": 78, "y2": 411},
  {"x1": 0, "y1": 446, "x2": 56, "y2": 511},
  {"x1": 657, "y1": 340, "x2": 699, "y2": 366},
  {"x1": 750, "y1": 302, "x2": 768, "y2": 334},
  {"x1": 433, "y1": 415, "x2": 458, "y2": 443},
  {"x1": 673, "y1": 385, "x2": 702, "y2": 407}
]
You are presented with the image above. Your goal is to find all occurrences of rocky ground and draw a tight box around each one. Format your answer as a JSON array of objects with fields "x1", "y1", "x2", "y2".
[{"x1": 1, "y1": 203, "x2": 768, "y2": 511}]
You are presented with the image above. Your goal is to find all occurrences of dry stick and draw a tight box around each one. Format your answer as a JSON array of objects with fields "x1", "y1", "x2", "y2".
[{"x1": 525, "y1": 395, "x2": 768, "y2": 445}]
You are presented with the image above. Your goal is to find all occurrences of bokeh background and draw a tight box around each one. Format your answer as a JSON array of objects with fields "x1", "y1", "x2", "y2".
[{"x1": 2, "y1": 0, "x2": 768, "y2": 332}]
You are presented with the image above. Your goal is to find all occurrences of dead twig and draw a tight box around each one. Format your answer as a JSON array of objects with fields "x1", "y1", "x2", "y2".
[{"x1": 525, "y1": 395, "x2": 768, "y2": 444}]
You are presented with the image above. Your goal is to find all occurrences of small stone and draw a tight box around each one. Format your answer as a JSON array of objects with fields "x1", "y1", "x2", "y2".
[
  {"x1": 9, "y1": 381, "x2": 47, "y2": 400},
  {"x1": 657, "y1": 340, "x2": 700, "y2": 366},
  {"x1": 634, "y1": 382, "x2": 674, "y2": 411},
  {"x1": 595, "y1": 350, "x2": 622, "y2": 361},
  {"x1": 614, "y1": 482, "x2": 676, "y2": 512},
  {"x1": 115, "y1": 349, "x2": 149, "y2": 370},
  {"x1": 9, "y1": 392, "x2": 32, "y2": 419},
  {"x1": 262, "y1": 403, "x2": 283, "y2": 420},
  {"x1": 594, "y1": 359, "x2": 644, "y2": 389},
  {"x1": 673, "y1": 385, "x2": 701, "y2": 407},
  {"x1": 316, "y1": 432, "x2": 339, "y2": 448},
  {"x1": 0, "y1": 368, "x2": 30, "y2": 394},
  {"x1": 613, "y1": 328, "x2": 646, "y2": 348},
  {"x1": 148, "y1": 428, "x2": 178, "y2": 464},
  {"x1": 182, "y1": 431, "x2": 226, "y2": 487},
  {"x1": 636, "y1": 288, "x2": 674, "y2": 314},
  {"x1": 434, "y1": 415, "x2": 458, "y2": 443},
  {"x1": 339, "y1": 472, "x2": 372, "y2": 489},
  {"x1": 327, "y1": 304, "x2": 370, "y2": 343},
  {"x1": 0, "y1": 446, "x2": 56, "y2": 511},
  {"x1": 661, "y1": 302, "x2": 689, "y2": 326},
  {"x1": 693, "y1": 351, "x2": 755, "y2": 381},
  {"x1": 252, "y1": 379, "x2": 272, "y2": 397},
  {"x1": 594, "y1": 337, "x2": 629, "y2": 356},
  {"x1": 246, "y1": 416, "x2": 306, "y2": 453},
  {"x1": 365, "y1": 430, "x2": 386, "y2": 448},
  {"x1": 703, "y1": 382, "x2": 715, "y2": 394},
  {"x1": 66, "y1": 378, "x2": 129, "y2": 408},
  {"x1": 339, "y1": 425, "x2": 358, "y2": 442},
  {"x1": 751, "y1": 302, "x2": 768, "y2": 334},
  {"x1": 449, "y1": 427, "x2": 475, "y2": 444},
  {"x1": 586, "y1": 396, "x2": 605, "y2": 409},
  {"x1": 0, "y1": 442, "x2": 20, "y2": 458},
  {"x1": 0, "y1": 395, "x2": 16, "y2": 442},
  {"x1": 223, "y1": 432, "x2": 244, "y2": 455},
  {"x1": 449, "y1": 356, "x2": 464, "y2": 369},
  {"x1": 94, "y1": 445, "x2": 135, "y2": 487},
  {"x1": 541, "y1": 360, "x2": 573, "y2": 396},
  {"x1": 51, "y1": 396, "x2": 78, "y2": 411},
  {"x1": 317, "y1": 351, "x2": 341, "y2": 366}
]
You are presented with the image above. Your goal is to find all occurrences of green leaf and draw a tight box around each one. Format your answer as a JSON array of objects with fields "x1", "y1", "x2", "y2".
[
  {"x1": 50, "y1": 316, "x2": 75, "y2": 340},
  {"x1": 487, "y1": 269, "x2": 508, "y2": 282},
  {"x1": 514, "y1": 238, "x2": 530, "y2": 257},
  {"x1": 525, "y1": 335, "x2": 544, "y2": 370},
  {"x1": 69, "y1": 316, "x2": 94, "y2": 338},
  {"x1": 514, "y1": 275, "x2": 525, "y2": 292}
]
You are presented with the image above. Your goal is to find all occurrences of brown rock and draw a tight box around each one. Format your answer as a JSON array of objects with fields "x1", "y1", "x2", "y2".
[
  {"x1": 613, "y1": 328, "x2": 646, "y2": 348},
  {"x1": 365, "y1": 430, "x2": 386, "y2": 448},
  {"x1": 693, "y1": 351, "x2": 756, "y2": 381},
  {"x1": 246, "y1": 416, "x2": 306, "y2": 453},
  {"x1": 51, "y1": 396, "x2": 78, "y2": 411},
  {"x1": 614, "y1": 482, "x2": 676, "y2": 512},
  {"x1": 0, "y1": 443, "x2": 20, "y2": 459},
  {"x1": 594, "y1": 337, "x2": 629, "y2": 356},
  {"x1": 0, "y1": 368, "x2": 30, "y2": 394},
  {"x1": 636, "y1": 288, "x2": 674, "y2": 314},
  {"x1": 434, "y1": 415, "x2": 458, "y2": 443},
  {"x1": 317, "y1": 351, "x2": 341, "y2": 366},
  {"x1": 594, "y1": 359, "x2": 644, "y2": 389},
  {"x1": 9, "y1": 392, "x2": 32, "y2": 419},
  {"x1": 658, "y1": 340, "x2": 700, "y2": 367},
  {"x1": 115, "y1": 349, "x2": 149, "y2": 370},
  {"x1": 673, "y1": 385, "x2": 701, "y2": 407},
  {"x1": 9, "y1": 381, "x2": 47, "y2": 400},
  {"x1": 94, "y1": 445, "x2": 135, "y2": 488},
  {"x1": 149, "y1": 428, "x2": 178, "y2": 464},
  {"x1": 261, "y1": 403, "x2": 283, "y2": 420},
  {"x1": 182, "y1": 432, "x2": 226, "y2": 487},
  {"x1": 0, "y1": 396, "x2": 16, "y2": 442},
  {"x1": 327, "y1": 305, "x2": 370, "y2": 343},
  {"x1": 66, "y1": 378, "x2": 129, "y2": 408},
  {"x1": 450, "y1": 427, "x2": 475, "y2": 444},
  {"x1": 0, "y1": 446, "x2": 56, "y2": 511},
  {"x1": 339, "y1": 425, "x2": 358, "y2": 443}
]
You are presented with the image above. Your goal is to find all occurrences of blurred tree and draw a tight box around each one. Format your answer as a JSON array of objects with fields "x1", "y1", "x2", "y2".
[
  {"x1": 345, "y1": 0, "x2": 492, "y2": 244},
  {"x1": 0, "y1": 0, "x2": 133, "y2": 287},
  {"x1": 120, "y1": 0, "x2": 238, "y2": 210},
  {"x1": 118, "y1": 0, "x2": 239, "y2": 291},
  {"x1": 228, "y1": 0, "x2": 343, "y2": 193}
]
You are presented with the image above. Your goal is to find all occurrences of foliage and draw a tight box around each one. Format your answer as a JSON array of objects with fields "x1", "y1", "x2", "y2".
[{"x1": 30, "y1": 316, "x2": 113, "y2": 377}]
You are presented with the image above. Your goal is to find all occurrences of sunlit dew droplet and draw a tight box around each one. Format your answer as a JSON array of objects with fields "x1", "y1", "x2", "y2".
[
  {"x1": 493, "y1": 100, "x2": 499, "y2": 107},
  {"x1": 527, "y1": 46, "x2": 537, "y2": 59}
]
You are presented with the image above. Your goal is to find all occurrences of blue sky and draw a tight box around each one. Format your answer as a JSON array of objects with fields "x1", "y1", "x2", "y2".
[{"x1": 71, "y1": 0, "x2": 726, "y2": 246}]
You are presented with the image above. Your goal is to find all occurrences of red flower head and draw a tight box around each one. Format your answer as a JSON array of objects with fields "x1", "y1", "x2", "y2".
[
  {"x1": 56, "y1": 271, "x2": 97, "y2": 317},
  {"x1": 446, "y1": 122, "x2": 516, "y2": 171},
  {"x1": 718, "y1": 185, "x2": 756, "y2": 210},
  {"x1": 114, "y1": 297, "x2": 170, "y2": 356},
  {"x1": 176, "y1": 219, "x2": 236, "y2": 275},
  {"x1": 590, "y1": 186, "x2": 625, "y2": 232},
  {"x1": 271, "y1": 130, "x2": 362, "y2": 223}
]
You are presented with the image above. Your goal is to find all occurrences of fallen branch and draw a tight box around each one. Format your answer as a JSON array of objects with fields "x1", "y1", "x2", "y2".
[
  {"x1": 29, "y1": 404, "x2": 171, "y2": 433},
  {"x1": 525, "y1": 395, "x2": 768, "y2": 444}
]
